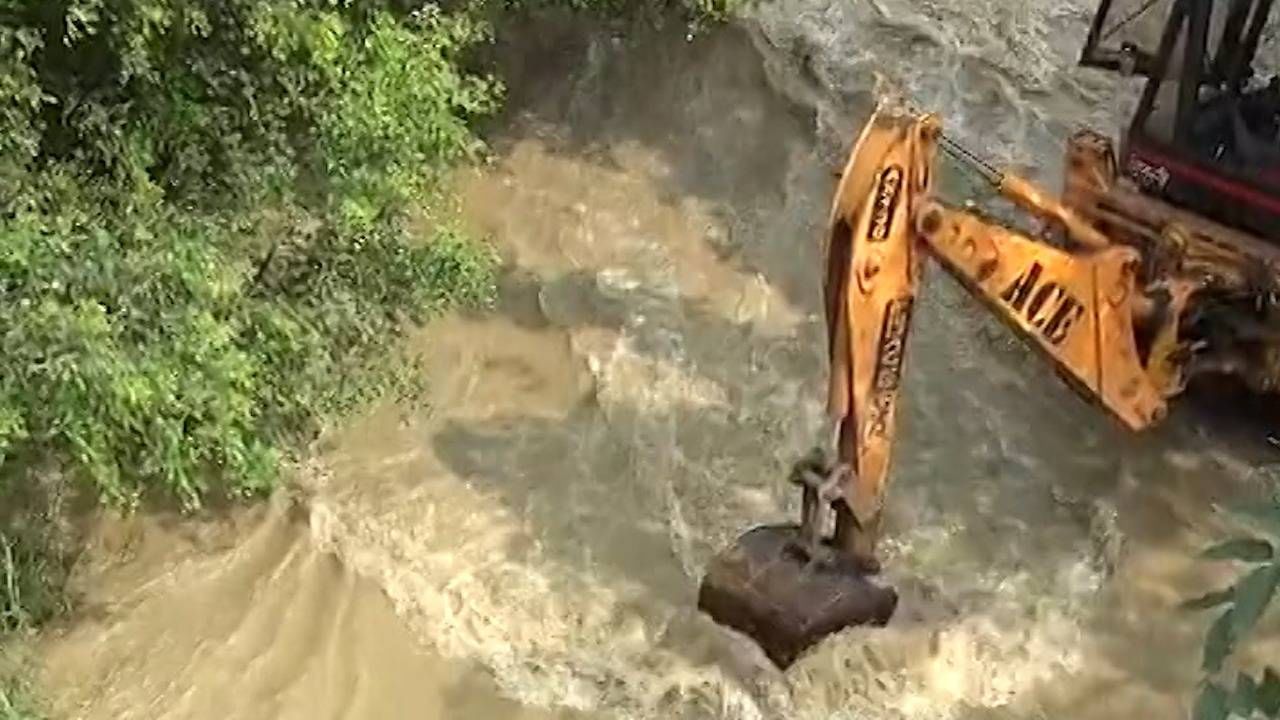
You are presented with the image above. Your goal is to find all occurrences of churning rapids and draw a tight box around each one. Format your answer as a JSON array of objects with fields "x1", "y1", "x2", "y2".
[{"x1": 31, "y1": 2, "x2": 1280, "y2": 719}]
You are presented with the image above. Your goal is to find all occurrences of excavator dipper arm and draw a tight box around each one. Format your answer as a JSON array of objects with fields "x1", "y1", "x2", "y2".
[{"x1": 698, "y1": 107, "x2": 1193, "y2": 669}]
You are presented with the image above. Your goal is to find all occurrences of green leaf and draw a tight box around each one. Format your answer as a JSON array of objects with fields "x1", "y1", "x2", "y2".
[
  {"x1": 1184, "y1": 588, "x2": 1235, "y2": 611},
  {"x1": 1203, "y1": 538, "x2": 1275, "y2": 562},
  {"x1": 1232, "y1": 673, "x2": 1260, "y2": 717},
  {"x1": 1232, "y1": 564, "x2": 1280, "y2": 639},
  {"x1": 1259, "y1": 668, "x2": 1280, "y2": 717},
  {"x1": 1205, "y1": 608, "x2": 1236, "y2": 674},
  {"x1": 1196, "y1": 682, "x2": 1230, "y2": 720}
]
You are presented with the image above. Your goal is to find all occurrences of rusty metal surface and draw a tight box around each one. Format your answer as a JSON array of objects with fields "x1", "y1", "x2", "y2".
[
  {"x1": 696, "y1": 525, "x2": 897, "y2": 669},
  {"x1": 1063, "y1": 128, "x2": 1280, "y2": 294},
  {"x1": 1063, "y1": 128, "x2": 1280, "y2": 395}
]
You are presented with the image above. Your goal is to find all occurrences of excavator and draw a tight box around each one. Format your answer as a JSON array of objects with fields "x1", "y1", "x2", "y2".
[{"x1": 698, "y1": 0, "x2": 1280, "y2": 669}]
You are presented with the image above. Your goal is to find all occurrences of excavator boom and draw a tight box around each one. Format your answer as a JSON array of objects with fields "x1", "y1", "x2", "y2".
[{"x1": 826, "y1": 110, "x2": 1174, "y2": 548}]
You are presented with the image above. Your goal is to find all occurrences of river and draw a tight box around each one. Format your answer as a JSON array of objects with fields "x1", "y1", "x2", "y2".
[{"x1": 32, "y1": 4, "x2": 1280, "y2": 720}]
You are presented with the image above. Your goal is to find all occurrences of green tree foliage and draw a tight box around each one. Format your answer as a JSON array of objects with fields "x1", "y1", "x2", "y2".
[
  {"x1": 0, "y1": 0, "x2": 501, "y2": 511},
  {"x1": 1, "y1": 527, "x2": 67, "y2": 634},
  {"x1": 0, "y1": 681, "x2": 43, "y2": 720},
  {"x1": 0, "y1": 640, "x2": 43, "y2": 720},
  {"x1": 1187, "y1": 496, "x2": 1280, "y2": 719}
]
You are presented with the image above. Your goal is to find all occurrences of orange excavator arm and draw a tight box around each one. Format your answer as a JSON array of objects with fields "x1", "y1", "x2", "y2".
[
  {"x1": 823, "y1": 108, "x2": 1191, "y2": 568},
  {"x1": 697, "y1": 107, "x2": 1201, "y2": 670}
]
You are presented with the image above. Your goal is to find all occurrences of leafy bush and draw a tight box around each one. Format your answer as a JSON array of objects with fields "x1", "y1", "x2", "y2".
[
  {"x1": 1186, "y1": 495, "x2": 1280, "y2": 720},
  {"x1": 0, "y1": 0, "x2": 501, "y2": 510},
  {"x1": 1, "y1": 527, "x2": 67, "y2": 634},
  {"x1": 0, "y1": 626, "x2": 43, "y2": 720},
  {"x1": 1, "y1": 208, "x2": 494, "y2": 507},
  {"x1": 0, "y1": 677, "x2": 43, "y2": 720},
  {"x1": 687, "y1": 0, "x2": 744, "y2": 20},
  {"x1": 0, "y1": 608, "x2": 45, "y2": 720}
]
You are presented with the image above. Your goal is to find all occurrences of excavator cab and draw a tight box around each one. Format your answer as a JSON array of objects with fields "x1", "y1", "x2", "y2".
[{"x1": 1081, "y1": 0, "x2": 1280, "y2": 240}]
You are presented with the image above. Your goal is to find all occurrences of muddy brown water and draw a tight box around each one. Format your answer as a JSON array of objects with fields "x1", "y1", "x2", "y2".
[{"x1": 33, "y1": 9, "x2": 1280, "y2": 720}]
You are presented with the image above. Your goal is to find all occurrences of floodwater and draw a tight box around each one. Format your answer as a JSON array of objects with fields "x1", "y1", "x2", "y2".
[
  {"x1": 38, "y1": 498, "x2": 573, "y2": 720},
  {"x1": 34, "y1": 5, "x2": 1280, "y2": 720}
]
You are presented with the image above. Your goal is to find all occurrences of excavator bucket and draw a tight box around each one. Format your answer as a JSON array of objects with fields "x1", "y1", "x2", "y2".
[
  {"x1": 698, "y1": 108, "x2": 938, "y2": 668},
  {"x1": 696, "y1": 523, "x2": 898, "y2": 668}
]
